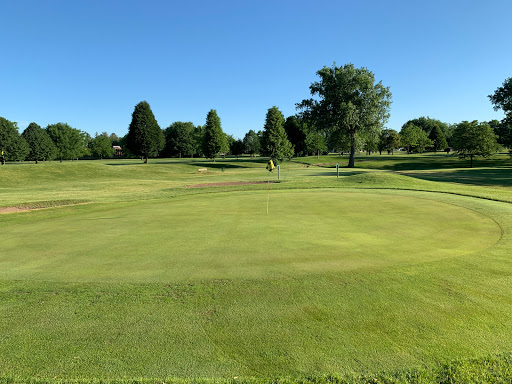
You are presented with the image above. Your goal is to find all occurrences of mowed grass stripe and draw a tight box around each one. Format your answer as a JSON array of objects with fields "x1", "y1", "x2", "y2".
[{"x1": 0, "y1": 190, "x2": 500, "y2": 283}]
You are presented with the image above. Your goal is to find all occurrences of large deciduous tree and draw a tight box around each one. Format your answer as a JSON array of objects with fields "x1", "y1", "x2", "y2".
[
  {"x1": 304, "y1": 128, "x2": 327, "y2": 158},
  {"x1": 489, "y1": 77, "x2": 512, "y2": 123},
  {"x1": 126, "y1": 101, "x2": 164, "y2": 163},
  {"x1": 403, "y1": 117, "x2": 449, "y2": 137},
  {"x1": 297, "y1": 63, "x2": 391, "y2": 167},
  {"x1": 202, "y1": 109, "x2": 225, "y2": 161},
  {"x1": 452, "y1": 121, "x2": 499, "y2": 168},
  {"x1": 261, "y1": 106, "x2": 294, "y2": 163},
  {"x1": 243, "y1": 129, "x2": 261, "y2": 158},
  {"x1": 0, "y1": 116, "x2": 24, "y2": 164},
  {"x1": 378, "y1": 129, "x2": 400, "y2": 155},
  {"x1": 46, "y1": 123, "x2": 84, "y2": 162},
  {"x1": 488, "y1": 119, "x2": 512, "y2": 148},
  {"x1": 164, "y1": 121, "x2": 195, "y2": 158},
  {"x1": 22, "y1": 122, "x2": 56, "y2": 163},
  {"x1": 400, "y1": 124, "x2": 432, "y2": 154},
  {"x1": 90, "y1": 134, "x2": 114, "y2": 159}
]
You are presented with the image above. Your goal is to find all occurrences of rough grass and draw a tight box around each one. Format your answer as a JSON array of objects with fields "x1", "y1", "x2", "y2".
[{"x1": 2, "y1": 155, "x2": 512, "y2": 382}]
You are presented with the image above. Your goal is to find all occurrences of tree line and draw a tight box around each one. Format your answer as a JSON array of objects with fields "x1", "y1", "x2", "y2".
[{"x1": 1, "y1": 66, "x2": 510, "y2": 167}]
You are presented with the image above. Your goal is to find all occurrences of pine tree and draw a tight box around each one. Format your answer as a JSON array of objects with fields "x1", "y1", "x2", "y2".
[
  {"x1": 202, "y1": 110, "x2": 225, "y2": 161},
  {"x1": 428, "y1": 125, "x2": 448, "y2": 152},
  {"x1": 126, "y1": 101, "x2": 164, "y2": 163},
  {"x1": 261, "y1": 106, "x2": 294, "y2": 163}
]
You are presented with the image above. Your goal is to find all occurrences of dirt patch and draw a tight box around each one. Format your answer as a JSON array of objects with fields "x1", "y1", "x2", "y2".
[
  {"x1": 0, "y1": 200, "x2": 90, "y2": 214},
  {"x1": 0, "y1": 206, "x2": 28, "y2": 214},
  {"x1": 187, "y1": 181, "x2": 278, "y2": 188}
]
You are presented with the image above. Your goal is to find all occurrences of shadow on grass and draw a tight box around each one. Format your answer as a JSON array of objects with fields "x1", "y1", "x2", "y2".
[
  {"x1": 105, "y1": 157, "x2": 269, "y2": 168},
  {"x1": 306, "y1": 171, "x2": 366, "y2": 177},
  {"x1": 403, "y1": 168, "x2": 512, "y2": 187},
  {"x1": 362, "y1": 155, "x2": 512, "y2": 171}
]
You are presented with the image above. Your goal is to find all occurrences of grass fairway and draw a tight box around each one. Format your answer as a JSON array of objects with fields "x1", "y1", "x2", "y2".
[{"x1": 2, "y1": 157, "x2": 512, "y2": 381}]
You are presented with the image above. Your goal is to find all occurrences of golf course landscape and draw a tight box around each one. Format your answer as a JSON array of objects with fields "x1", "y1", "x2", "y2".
[{"x1": 2, "y1": 153, "x2": 512, "y2": 383}]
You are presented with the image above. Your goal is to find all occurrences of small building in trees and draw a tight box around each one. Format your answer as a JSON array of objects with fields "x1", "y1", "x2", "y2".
[{"x1": 113, "y1": 145, "x2": 123, "y2": 156}]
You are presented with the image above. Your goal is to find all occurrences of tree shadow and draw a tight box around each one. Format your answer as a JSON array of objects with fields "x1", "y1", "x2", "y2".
[
  {"x1": 306, "y1": 171, "x2": 366, "y2": 177},
  {"x1": 200, "y1": 163, "x2": 247, "y2": 169},
  {"x1": 361, "y1": 154, "x2": 512, "y2": 171},
  {"x1": 403, "y1": 168, "x2": 512, "y2": 187}
]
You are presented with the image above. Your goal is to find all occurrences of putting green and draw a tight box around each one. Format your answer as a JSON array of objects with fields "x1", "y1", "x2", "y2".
[{"x1": 0, "y1": 190, "x2": 501, "y2": 283}]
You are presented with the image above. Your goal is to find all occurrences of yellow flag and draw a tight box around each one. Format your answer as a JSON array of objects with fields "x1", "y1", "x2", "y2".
[{"x1": 266, "y1": 159, "x2": 275, "y2": 172}]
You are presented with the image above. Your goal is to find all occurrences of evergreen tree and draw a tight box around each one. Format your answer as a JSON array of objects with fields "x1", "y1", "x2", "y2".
[
  {"x1": 22, "y1": 122, "x2": 56, "y2": 163},
  {"x1": 428, "y1": 125, "x2": 448, "y2": 152},
  {"x1": 261, "y1": 106, "x2": 294, "y2": 163},
  {"x1": 109, "y1": 133, "x2": 120, "y2": 146},
  {"x1": 126, "y1": 101, "x2": 164, "y2": 163},
  {"x1": 284, "y1": 116, "x2": 307, "y2": 156},
  {"x1": 230, "y1": 139, "x2": 245, "y2": 160},
  {"x1": 192, "y1": 125, "x2": 204, "y2": 157},
  {"x1": 202, "y1": 110, "x2": 224, "y2": 161}
]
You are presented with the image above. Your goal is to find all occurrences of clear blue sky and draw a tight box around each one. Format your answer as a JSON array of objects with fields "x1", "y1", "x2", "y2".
[{"x1": 2, "y1": 0, "x2": 510, "y2": 139}]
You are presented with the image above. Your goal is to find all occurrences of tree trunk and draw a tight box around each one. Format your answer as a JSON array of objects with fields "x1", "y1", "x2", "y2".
[
  {"x1": 348, "y1": 132, "x2": 356, "y2": 168},
  {"x1": 470, "y1": 154, "x2": 473, "y2": 168},
  {"x1": 317, "y1": 149, "x2": 320, "y2": 159},
  {"x1": 144, "y1": 156, "x2": 148, "y2": 164},
  {"x1": 35, "y1": 159, "x2": 38, "y2": 164}
]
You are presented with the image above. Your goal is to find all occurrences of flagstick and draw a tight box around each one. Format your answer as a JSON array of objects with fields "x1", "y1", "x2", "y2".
[{"x1": 266, "y1": 177, "x2": 270, "y2": 215}]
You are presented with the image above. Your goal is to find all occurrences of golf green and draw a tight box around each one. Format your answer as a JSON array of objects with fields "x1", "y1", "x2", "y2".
[{"x1": 0, "y1": 189, "x2": 500, "y2": 283}]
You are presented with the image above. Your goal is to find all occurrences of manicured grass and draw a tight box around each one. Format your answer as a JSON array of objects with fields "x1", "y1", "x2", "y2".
[
  {"x1": 0, "y1": 190, "x2": 500, "y2": 283},
  {"x1": 2, "y1": 156, "x2": 512, "y2": 382}
]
